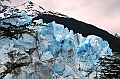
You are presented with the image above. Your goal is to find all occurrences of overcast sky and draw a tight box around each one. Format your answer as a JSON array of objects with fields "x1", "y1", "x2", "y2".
[{"x1": 2, "y1": 0, "x2": 120, "y2": 34}]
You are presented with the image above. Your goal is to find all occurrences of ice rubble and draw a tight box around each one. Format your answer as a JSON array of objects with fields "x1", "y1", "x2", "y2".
[{"x1": 0, "y1": 9, "x2": 112, "y2": 79}]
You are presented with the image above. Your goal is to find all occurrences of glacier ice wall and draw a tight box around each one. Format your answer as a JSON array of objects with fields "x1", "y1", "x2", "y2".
[{"x1": 0, "y1": 8, "x2": 112, "y2": 79}]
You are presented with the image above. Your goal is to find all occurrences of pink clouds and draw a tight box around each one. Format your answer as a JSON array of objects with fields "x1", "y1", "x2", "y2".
[{"x1": 2, "y1": 0, "x2": 120, "y2": 34}]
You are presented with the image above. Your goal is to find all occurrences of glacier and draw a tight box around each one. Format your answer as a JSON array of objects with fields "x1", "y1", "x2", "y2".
[{"x1": 0, "y1": 3, "x2": 113, "y2": 79}]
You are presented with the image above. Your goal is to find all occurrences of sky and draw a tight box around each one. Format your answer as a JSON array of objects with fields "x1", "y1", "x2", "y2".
[{"x1": 2, "y1": 0, "x2": 120, "y2": 34}]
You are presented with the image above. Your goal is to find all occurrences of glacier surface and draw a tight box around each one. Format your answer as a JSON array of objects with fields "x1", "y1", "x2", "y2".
[{"x1": 0, "y1": 5, "x2": 113, "y2": 79}]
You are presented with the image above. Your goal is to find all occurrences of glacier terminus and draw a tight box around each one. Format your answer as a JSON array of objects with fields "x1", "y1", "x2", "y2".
[{"x1": 0, "y1": 1, "x2": 113, "y2": 79}]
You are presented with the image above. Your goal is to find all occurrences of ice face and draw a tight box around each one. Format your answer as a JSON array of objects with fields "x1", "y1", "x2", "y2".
[{"x1": 0, "y1": 8, "x2": 112, "y2": 79}]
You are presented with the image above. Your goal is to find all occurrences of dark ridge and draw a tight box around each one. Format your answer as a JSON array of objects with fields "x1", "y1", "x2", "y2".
[{"x1": 33, "y1": 14, "x2": 120, "y2": 52}]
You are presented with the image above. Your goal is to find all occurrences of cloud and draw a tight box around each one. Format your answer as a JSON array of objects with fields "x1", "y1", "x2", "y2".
[{"x1": 64, "y1": 0, "x2": 120, "y2": 34}]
